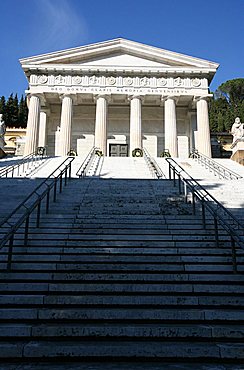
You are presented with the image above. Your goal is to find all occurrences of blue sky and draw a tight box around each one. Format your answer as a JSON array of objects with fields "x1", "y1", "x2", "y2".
[{"x1": 0, "y1": 0, "x2": 243, "y2": 98}]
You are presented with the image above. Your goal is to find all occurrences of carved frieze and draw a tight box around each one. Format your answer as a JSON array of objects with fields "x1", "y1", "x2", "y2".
[
  {"x1": 191, "y1": 78, "x2": 201, "y2": 87},
  {"x1": 124, "y1": 77, "x2": 133, "y2": 86},
  {"x1": 30, "y1": 73, "x2": 206, "y2": 93},
  {"x1": 107, "y1": 76, "x2": 116, "y2": 85},
  {"x1": 38, "y1": 75, "x2": 48, "y2": 84}
]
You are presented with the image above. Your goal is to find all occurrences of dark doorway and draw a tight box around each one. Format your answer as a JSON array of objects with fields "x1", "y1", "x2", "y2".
[{"x1": 109, "y1": 144, "x2": 128, "y2": 157}]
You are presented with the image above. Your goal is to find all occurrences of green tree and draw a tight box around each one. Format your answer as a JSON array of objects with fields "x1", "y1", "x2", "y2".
[
  {"x1": 209, "y1": 78, "x2": 244, "y2": 132},
  {"x1": 18, "y1": 95, "x2": 28, "y2": 128},
  {"x1": 0, "y1": 96, "x2": 6, "y2": 121},
  {"x1": 5, "y1": 93, "x2": 19, "y2": 127}
]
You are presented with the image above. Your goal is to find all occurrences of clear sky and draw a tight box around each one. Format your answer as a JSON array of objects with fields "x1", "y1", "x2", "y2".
[{"x1": 0, "y1": 0, "x2": 243, "y2": 98}]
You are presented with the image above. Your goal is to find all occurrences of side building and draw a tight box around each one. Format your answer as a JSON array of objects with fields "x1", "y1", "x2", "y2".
[{"x1": 20, "y1": 38, "x2": 219, "y2": 158}]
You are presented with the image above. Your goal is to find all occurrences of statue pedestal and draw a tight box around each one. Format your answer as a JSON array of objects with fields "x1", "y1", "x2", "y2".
[{"x1": 231, "y1": 138, "x2": 244, "y2": 166}]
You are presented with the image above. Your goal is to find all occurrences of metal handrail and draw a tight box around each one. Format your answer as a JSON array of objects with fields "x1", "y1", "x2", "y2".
[
  {"x1": 190, "y1": 149, "x2": 242, "y2": 180},
  {"x1": 0, "y1": 147, "x2": 47, "y2": 178},
  {"x1": 166, "y1": 157, "x2": 244, "y2": 273},
  {"x1": 143, "y1": 148, "x2": 166, "y2": 179},
  {"x1": 0, "y1": 156, "x2": 74, "y2": 269},
  {"x1": 76, "y1": 146, "x2": 98, "y2": 178}
]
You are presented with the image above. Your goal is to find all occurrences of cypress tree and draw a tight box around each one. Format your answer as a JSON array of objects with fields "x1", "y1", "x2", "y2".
[
  {"x1": 0, "y1": 96, "x2": 6, "y2": 122},
  {"x1": 18, "y1": 95, "x2": 28, "y2": 128},
  {"x1": 5, "y1": 93, "x2": 19, "y2": 127}
]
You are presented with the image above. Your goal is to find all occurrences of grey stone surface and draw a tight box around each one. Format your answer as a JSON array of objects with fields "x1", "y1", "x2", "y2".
[{"x1": 0, "y1": 157, "x2": 244, "y2": 365}]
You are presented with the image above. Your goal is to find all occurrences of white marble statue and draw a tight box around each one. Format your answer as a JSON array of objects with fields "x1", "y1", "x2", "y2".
[
  {"x1": 231, "y1": 117, "x2": 244, "y2": 143},
  {"x1": 0, "y1": 114, "x2": 6, "y2": 149}
]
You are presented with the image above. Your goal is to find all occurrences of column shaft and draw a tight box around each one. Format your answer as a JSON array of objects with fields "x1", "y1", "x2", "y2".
[
  {"x1": 59, "y1": 95, "x2": 73, "y2": 156},
  {"x1": 130, "y1": 96, "x2": 142, "y2": 155},
  {"x1": 164, "y1": 97, "x2": 178, "y2": 157},
  {"x1": 24, "y1": 95, "x2": 40, "y2": 156},
  {"x1": 196, "y1": 98, "x2": 212, "y2": 157},
  {"x1": 38, "y1": 110, "x2": 47, "y2": 148},
  {"x1": 95, "y1": 96, "x2": 108, "y2": 155}
]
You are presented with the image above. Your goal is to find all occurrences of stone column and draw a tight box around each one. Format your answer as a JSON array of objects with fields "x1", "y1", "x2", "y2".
[
  {"x1": 58, "y1": 94, "x2": 73, "y2": 156},
  {"x1": 164, "y1": 96, "x2": 178, "y2": 157},
  {"x1": 38, "y1": 109, "x2": 48, "y2": 148},
  {"x1": 129, "y1": 95, "x2": 142, "y2": 155},
  {"x1": 196, "y1": 97, "x2": 212, "y2": 157},
  {"x1": 94, "y1": 95, "x2": 108, "y2": 156},
  {"x1": 24, "y1": 94, "x2": 40, "y2": 156}
]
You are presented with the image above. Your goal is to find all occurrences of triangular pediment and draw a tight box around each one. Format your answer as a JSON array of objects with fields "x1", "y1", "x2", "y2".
[
  {"x1": 71, "y1": 53, "x2": 172, "y2": 68},
  {"x1": 20, "y1": 38, "x2": 219, "y2": 71}
]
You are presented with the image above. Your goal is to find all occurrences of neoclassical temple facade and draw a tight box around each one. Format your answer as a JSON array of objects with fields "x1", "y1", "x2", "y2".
[{"x1": 20, "y1": 38, "x2": 219, "y2": 158}]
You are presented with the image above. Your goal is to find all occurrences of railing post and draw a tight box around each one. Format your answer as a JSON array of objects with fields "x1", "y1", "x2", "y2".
[
  {"x1": 53, "y1": 178, "x2": 57, "y2": 202},
  {"x1": 36, "y1": 202, "x2": 41, "y2": 228},
  {"x1": 192, "y1": 190, "x2": 196, "y2": 215},
  {"x1": 69, "y1": 162, "x2": 72, "y2": 178},
  {"x1": 178, "y1": 174, "x2": 181, "y2": 194},
  {"x1": 173, "y1": 170, "x2": 176, "y2": 187},
  {"x1": 184, "y1": 182, "x2": 188, "y2": 203},
  {"x1": 59, "y1": 173, "x2": 63, "y2": 193},
  {"x1": 46, "y1": 188, "x2": 50, "y2": 214},
  {"x1": 168, "y1": 163, "x2": 171, "y2": 179},
  {"x1": 24, "y1": 215, "x2": 30, "y2": 247},
  {"x1": 214, "y1": 217, "x2": 219, "y2": 248},
  {"x1": 201, "y1": 201, "x2": 206, "y2": 229},
  {"x1": 231, "y1": 236, "x2": 237, "y2": 274},
  {"x1": 64, "y1": 167, "x2": 68, "y2": 186},
  {"x1": 7, "y1": 235, "x2": 14, "y2": 271}
]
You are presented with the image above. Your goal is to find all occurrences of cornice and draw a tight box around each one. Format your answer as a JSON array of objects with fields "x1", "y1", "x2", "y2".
[{"x1": 22, "y1": 64, "x2": 217, "y2": 77}]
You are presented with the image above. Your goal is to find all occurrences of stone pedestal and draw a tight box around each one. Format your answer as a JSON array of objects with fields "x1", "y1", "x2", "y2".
[
  {"x1": 58, "y1": 95, "x2": 73, "y2": 156},
  {"x1": 164, "y1": 97, "x2": 178, "y2": 157},
  {"x1": 129, "y1": 95, "x2": 142, "y2": 155},
  {"x1": 24, "y1": 95, "x2": 40, "y2": 156},
  {"x1": 95, "y1": 95, "x2": 108, "y2": 155},
  {"x1": 196, "y1": 97, "x2": 212, "y2": 157},
  {"x1": 231, "y1": 139, "x2": 244, "y2": 166}
]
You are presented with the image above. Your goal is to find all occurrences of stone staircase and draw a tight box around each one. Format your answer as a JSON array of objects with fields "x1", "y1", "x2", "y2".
[{"x1": 0, "y1": 157, "x2": 244, "y2": 368}]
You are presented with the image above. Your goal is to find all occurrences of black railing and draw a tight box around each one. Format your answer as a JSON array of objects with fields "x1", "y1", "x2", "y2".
[
  {"x1": 76, "y1": 146, "x2": 98, "y2": 178},
  {"x1": 190, "y1": 149, "x2": 242, "y2": 180},
  {"x1": 166, "y1": 157, "x2": 244, "y2": 273},
  {"x1": 143, "y1": 148, "x2": 166, "y2": 179},
  {"x1": 0, "y1": 156, "x2": 74, "y2": 269},
  {"x1": 0, "y1": 147, "x2": 47, "y2": 178}
]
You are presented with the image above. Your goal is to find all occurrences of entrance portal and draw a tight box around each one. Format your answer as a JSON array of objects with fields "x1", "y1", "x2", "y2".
[{"x1": 109, "y1": 144, "x2": 128, "y2": 157}]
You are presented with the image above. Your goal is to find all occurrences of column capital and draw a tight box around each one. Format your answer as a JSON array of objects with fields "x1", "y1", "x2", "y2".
[
  {"x1": 26, "y1": 93, "x2": 44, "y2": 108},
  {"x1": 194, "y1": 94, "x2": 212, "y2": 103},
  {"x1": 128, "y1": 94, "x2": 143, "y2": 102},
  {"x1": 161, "y1": 95, "x2": 179, "y2": 105},
  {"x1": 59, "y1": 93, "x2": 77, "y2": 104},
  {"x1": 94, "y1": 94, "x2": 111, "y2": 103}
]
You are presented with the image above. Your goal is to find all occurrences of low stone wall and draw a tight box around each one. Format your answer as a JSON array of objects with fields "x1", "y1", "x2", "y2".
[{"x1": 231, "y1": 149, "x2": 244, "y2": 166}]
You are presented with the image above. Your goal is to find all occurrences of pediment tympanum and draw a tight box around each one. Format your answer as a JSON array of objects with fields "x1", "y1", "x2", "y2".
[{"x1": 20, "y1": 38, "x2": 219, "y2": 72}]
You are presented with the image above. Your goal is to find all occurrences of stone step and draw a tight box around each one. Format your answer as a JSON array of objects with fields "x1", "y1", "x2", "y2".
[
  {"x1": 10, "y1": 233, "x2": 232, "y2": 241},
  {"x1": 1, "y1": 294, "x2": 244, "y2": 307},
  {"x1": 2, "y1": 262, "x2": 242, "y2": 272},
  {"x1": 0, "y1": 282, "x2": 243, "y2": 294},
  {"x1": 1, "y1": 323, "x2": 244, "y2": 340},
  {"x1": 1, "y1": 272, "x2": 243, "y2": 283},
  {"x1": 0, "y1": 340, "x2": 244, "y2": 360},
  {"x1": 0, "y1": 361, "x2": 243, "y2": 370},
  {"x1": 1, "y1": 246, "x2": 238, "y2": 256},
  {"x1": 2, "y1": 254, "x2": 241, "y2": 264},
  {"x1": 0, "y1": 307, "x2": 244, "y2": 322}
]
